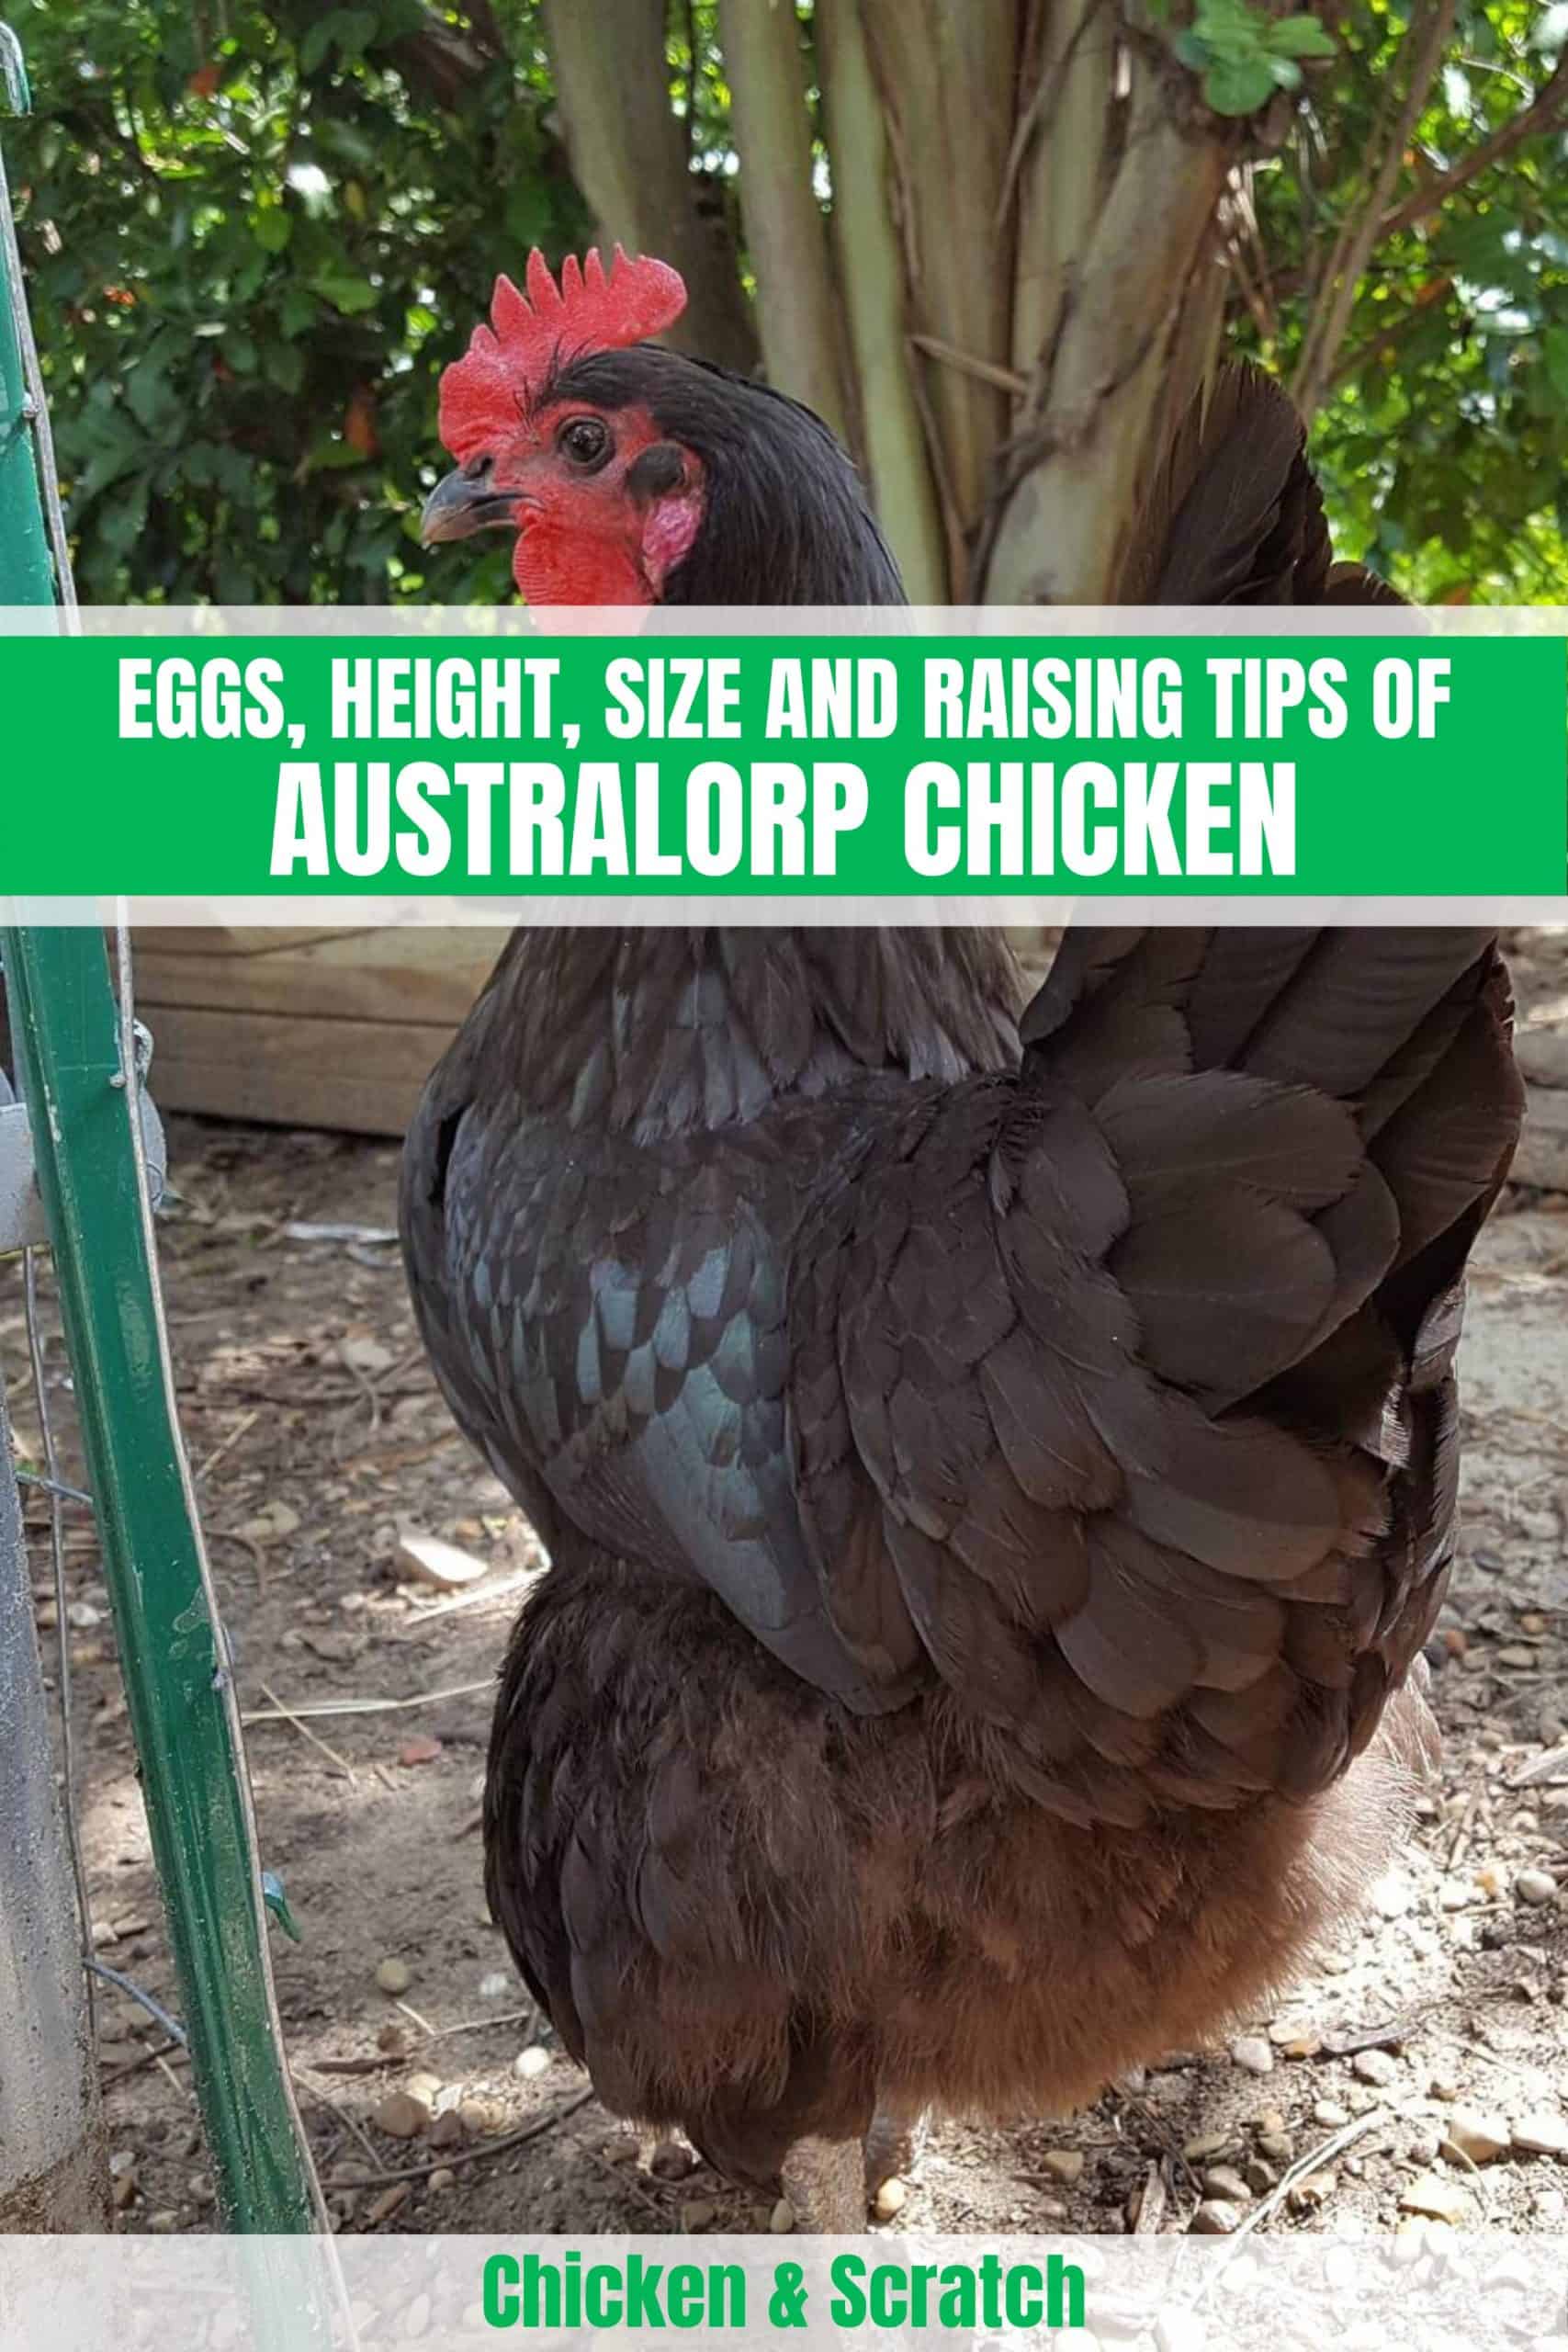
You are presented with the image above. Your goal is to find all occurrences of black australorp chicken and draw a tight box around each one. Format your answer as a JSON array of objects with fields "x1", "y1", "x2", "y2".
[{"x1": 403, "y1": 250, "x2": 1523, "y2": 2227}]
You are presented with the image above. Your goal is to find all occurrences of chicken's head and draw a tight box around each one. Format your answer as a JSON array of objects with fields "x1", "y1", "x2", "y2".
[{"x1": 420, "y1": 246, "x2": 703, "y2": 606}]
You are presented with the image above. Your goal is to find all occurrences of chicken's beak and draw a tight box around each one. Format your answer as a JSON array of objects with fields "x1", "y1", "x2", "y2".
[{"x1": 420, "y1": 464, "x2": 524, "y2": 547}]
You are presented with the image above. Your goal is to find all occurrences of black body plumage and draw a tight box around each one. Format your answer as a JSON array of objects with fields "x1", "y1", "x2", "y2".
[{"x1": 400, "y1": 355, "x2": 1522, "y2": 2188}]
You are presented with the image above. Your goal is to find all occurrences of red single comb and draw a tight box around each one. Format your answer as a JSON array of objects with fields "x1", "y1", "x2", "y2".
[{"x1": 438, "y1": 245, "x2": 688, "y2": 461}]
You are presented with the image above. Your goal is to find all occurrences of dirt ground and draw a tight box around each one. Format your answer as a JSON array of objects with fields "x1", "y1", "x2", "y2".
[{"x1": 3, "y1": 932, "x2": 1566, "y2": 2243}]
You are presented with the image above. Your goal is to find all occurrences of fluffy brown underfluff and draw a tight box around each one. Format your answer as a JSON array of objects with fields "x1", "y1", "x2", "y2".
[{"x1": 486, "y1": 1549, "x2": 1436, "y2": 2188}]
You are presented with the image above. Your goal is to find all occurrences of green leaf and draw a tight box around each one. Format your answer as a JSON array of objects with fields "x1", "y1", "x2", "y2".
[
  {"x1": 333, "y1": 10, "x2": 378, "y2": 63},
  {"x1": 1543, "y1": 325, "x2": 1568, "y2": 402},
  {"x1": 1174, "y1": 28, "x2": 1213, "y2": 68},
  {"x1": 251, "y1": 206, "x2": 292, "y2": 255},
  {"x1": 267, "y1": 344, "x2": 306, "y2": 396},
  {"x1": 299, "y1": 13, "x2": 349, "y2": 74},
  {"x1": 310, "y1": 268, "x2": 378, "y2": 315},
  {"x1": 1268, "y1": 54, "x2": 1303, "y2": 88},
  {"x1": 1203, "y1": 54, "x2": 1277, "y2": 113},
  {"x1": 125, "y1": 358, "x2": 177, "y2": 432},
  {"x1": 1267, "y1": 14, "x2": 1337, "y2": 58},
  {"x1": 1193, "y1": 0, "x2": 1265, "y2": 36},
  {"x1": 279, "y1": 286, "x2": 317, "y2": 340},
  {"x1": 1438, "y1": 210, "x2": 1515, "y2": 283}
]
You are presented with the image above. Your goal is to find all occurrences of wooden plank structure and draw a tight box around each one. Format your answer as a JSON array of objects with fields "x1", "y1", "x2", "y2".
[{"x1": 135, "y1": 928, "x2": 502, "y2": 1136}]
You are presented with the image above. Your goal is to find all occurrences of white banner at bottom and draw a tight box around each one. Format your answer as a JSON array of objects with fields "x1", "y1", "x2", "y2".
[{"x1": 2, "y1": 2231, "x2": 1565, "y2": 2352}]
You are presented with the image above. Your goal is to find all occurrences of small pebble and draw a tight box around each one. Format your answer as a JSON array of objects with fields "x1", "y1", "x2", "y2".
[
  {"x1": 1244, "y1": 2157, "x2": 1279, "y2": 2195},
  {"x1": 874, "y1": 2177, "x2": 907, "y2": 2222},
  {"x1": 1516, "y1": 1871, "x2": 1557, "y2": 1906},
  {"x1": 428, "y1": 2111, "x2": 466, "y2": 2150},
  {"x1": 479, "y1": 1971, "x2": 511, "y2": 1999},
  {"x1": 1156, "y1": 2315, "x2": 1208, "y2": 2352},
  {"x1": 680, "y1": 2198, "x2": 717, "y2": 2233},
  {"x1": 1352, "y1": 2048, "x2": 1399, "y2": 2087},
  {"x1": 1258, "y1": 2132, "x2": 1293, "y2": 2165},
  {"x1": 1182, "y1": 2131, "x2": 1231, "y2": 2162},
  {"x1": 1230, "y1": 2035, "x2": 1273, "y2": 2076},
  {"x1": 395, "y1": 1531, "x2": 488, "y2": 1589},
  {"x1": 371, "y1": 2092, "x2": 429, "y2": 2141},
  {"x1": 769, "y1": 2199, "x2": 795, "y2": 2234},
  {"x1": 1189, "y1": 2199, "x2": 1236, "y2": 2235},
  {"x1": 1314, "y1": 2100, "x2": 1351, "y2": 2128},
  {"x1": 366, "y1": 2183, "x2": 411, "y2": 2227},
  {"x1": 1201, "y1": 2165, "x2": 1252, "y2": 2205},
  {"x1": 1511, "y1": 2112, "x2": 1568, "y2": 2158},
  {"x1": 513, "y1": 2045, "x2": 551, "y2": 2080},
  {"x1": 1399, "y1": 2175, "x2": 1472, "y2": 2225},
  {"x1": 405, "y1": 2071, "x2": 443, "y2": 2108},
  {"x1": 1441, "y1": 2108, "x2": 1509, "y2": 2165},
  {"x1": 1390, "y1": 2221, "x2": 1427, "y2": 2267},
  {"x1": 375, "y1": 1957, "x2": 412, "y2": 1996},
  {"x1": 1041, "y1": 2148, "x2": 1084, "y2": 2184},
  {"x1": 1288, "y1": 2170, "x2": 1336, "y2": 2212},
  {"x1": 425, "y1": 2168, "x2": 457, "y2": 2194}
]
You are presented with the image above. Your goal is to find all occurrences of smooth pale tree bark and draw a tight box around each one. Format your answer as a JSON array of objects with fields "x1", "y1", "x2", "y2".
[
  {"x1": 718, "y1": 0, "x2": 851, "y2": 446},
  {"x1": 977, "y1": 54, "x2": 1236, "y2": 603},
  {"x1": 534, "y1": 0, "x2": 1304, "y2": 601},
  {"x1": 815, "y1": 0, "x2": 947, "y2": 599},
  {"x1": 856, "y1": 0, "x2": 1022, "y2": 565},
  {"x1": 540, "y1": 0, "x2": 759, "y2": 377}
]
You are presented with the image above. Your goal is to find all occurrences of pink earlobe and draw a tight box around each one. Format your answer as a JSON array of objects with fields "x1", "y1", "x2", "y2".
[{"x1": 641, "y1": 492, "x2": 705, "y2": 594}]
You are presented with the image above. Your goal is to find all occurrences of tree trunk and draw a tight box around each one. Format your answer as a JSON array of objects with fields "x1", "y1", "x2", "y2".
[
  {"x1": 718, "y1": 0, "x2": 850, "y2": 445},
  {"x1": 540, "y1": 0, "x2": 760, "y2": 377},
  {"x1": 815, "y1": 0, "x2": 946, "y2": 598},
  {"x1": 977, "y1": 51, "x2": 1236, "y2": 602},
  {"x1": 534, "y1": 0, "x2": 1288, "y2": 603}
]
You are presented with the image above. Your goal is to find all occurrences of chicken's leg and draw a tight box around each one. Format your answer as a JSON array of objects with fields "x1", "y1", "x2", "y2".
[
  {"x1": 780, "y1": 2135, "x2": 863, "y2": 2233},
  {"x1": 864, "y1": 2099, "x2": 927, "y2": 2199}
]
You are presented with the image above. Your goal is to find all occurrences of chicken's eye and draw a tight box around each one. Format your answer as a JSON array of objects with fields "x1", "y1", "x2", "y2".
[{"x1": 557, "y1": 415, "x2": 611, "y2": 471}]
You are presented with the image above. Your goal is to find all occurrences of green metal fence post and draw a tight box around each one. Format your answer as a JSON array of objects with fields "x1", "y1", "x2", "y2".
[
  {"x1": 0, "y1": 22, "x2": 324, "y2": 2256},
  {"x1": 1, "y1": 928, "x2": 323, "y2": 2238},
  {"x1": 0, "y1": 23, "x2": 51, "y2": 605},
  {"x1": 0, "y1": 22, "x2": 108, "y2": 2234}
]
